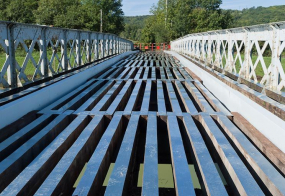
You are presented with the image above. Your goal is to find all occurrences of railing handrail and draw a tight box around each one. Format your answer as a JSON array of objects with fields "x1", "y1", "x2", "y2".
[
  {"x1": 0, "y1": 20, "x2": 133, "y2": 42},
  {"x1": 172, "y1": 21, "x2": 285, "y2": 42}
]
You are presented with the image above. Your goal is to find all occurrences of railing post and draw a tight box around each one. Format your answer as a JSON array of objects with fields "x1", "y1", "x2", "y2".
[
  {"x1": 100, "y1": 38, "x2": 102, "y2": 59},
  {"x1": 102, "y1": 36, "x2": 105, "y2": 58},
  {"x1": 270, "y1": 24, "x2": 280, "y2": 91},
  {"x1": 110, "y1": 37, "x2": 113, "y2": 54},
  {"x1": 195, "y1": 40, "x2": 198, "y2": 59},
  {"x1": 112, "y1": 36, "x2": 114, "y2": 54},
  {"x1": 61, "y1": 30, "x2": 68, "y2": 71},
  {"x1": 115, "y1": 36, "x2": 117, "y2": 54},
  {"x1": 188, "y1": 39, "x2": 191, "y2": 56},
  {"x1": 226, "y1": 30, "x2": 233, "y2": 72},
  {"x1": 6, "y1": 23, "x2": 17, "y2": 88},
  {"x1": 118, "y1": 39, "x2": 121, "y2": 54},
  {"x1": 105, "y1": 37, "x2": 108, "y2": 57},
  {"x1": 202, "y1": 35, "x2": 206, "y2": 63},
  {"x1": 116, "y1": 37, "x2": 118, "y2": 54},
  {"x1": 40, "y1": 27, "x2": 48, "y2": 77},
  {"x1": 76, "y1": 31, "x2": 81, "y2": 66},
  {"x1": 120, "y1": 39, "x2": 122, "y2": 53},
  {"x1": 187, "y1": 40, "x2": 190, "y2": 56},
  {"x1": 107, "y1": 37, "x2": 110, "y2": 56},
  {"x1": 110, "y1": 36, "x2": 113, "y2": 55},
  {"x1": 113, "y1": 36, "x2": 116, "y2": 54},
  {"x1": 131, "y1": 42, "x2": 133, "y2": 51},
  {"x1": 207, "y1": 35, "x2": 213, "y2": 66},
  {"x1": 87, "y1": 32, "x2": 92, "y2": 62},
  {"x1": 183, "y1": 41, "x2": 185, "y2": 54},
  {"x1": 214, "y1": 33, "x2": 221, "y2": 68},
  {"x1": 96, "y1": 34, "x2": 99, "y2": 60},
  {"x1": 240, "y1": 28, "x2": 250, "y2": 80}
]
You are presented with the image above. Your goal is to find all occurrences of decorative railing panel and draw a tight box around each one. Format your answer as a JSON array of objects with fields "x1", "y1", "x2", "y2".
[
  {"x1": 171, "y1": 22, "x2": 285, "y2": 92},
  {"x1": 0, "y1": 21, "x2": 133, "y2": 88}
]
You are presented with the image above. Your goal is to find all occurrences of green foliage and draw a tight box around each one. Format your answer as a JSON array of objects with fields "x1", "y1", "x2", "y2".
[
  {"x1": 121, "y1": 5, "x2": 285, "y2": 43},
  {"x1": 120, "y1": 16, "x2": 150, "y2": 42},
  {"x1": 0, "y1": 0, "x2": 125, "y2": 35},
  {"x1": 34, "y1": 0, "x2": 125, "y2": 34},
  {"x1": 0, "y1": 0, "x2": 38, "y2": 23},
  {"x1": 170, "y1": 0, "x2": 231, "y2": 38},
  {"x1": 140, "y1": 16, "x2": 156, "y2": 43},
  {"x1": 230, "y1": 5, "x2": 285, "y2": 28},
  {"x1": 129, "y1": 0, "x2": 232, "y2": 42},
  {"x1": 187, "y1": 8, "x2": 232, "y2": 33}
]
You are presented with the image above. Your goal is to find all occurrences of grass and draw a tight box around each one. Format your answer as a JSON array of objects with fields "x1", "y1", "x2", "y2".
[
  {"x1": 213, "y1": 53, "x2": 285, "y2": 82},
  {"x1": 0, "y1": 48, "x2": 86, "y2": 86}
]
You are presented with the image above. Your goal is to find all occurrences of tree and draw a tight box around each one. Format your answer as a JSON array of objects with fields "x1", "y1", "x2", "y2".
[
  {"x1": 0, "y1": 0, "x2": 38, "y2": 23},
  {"x1": 141, "y1": 16, "x2": 156, "y2": 43},
  {"x1": 34, "y1": 0, "x2": 125, "y2": 34},
  {"x1": 140, "y1": 0, "x2": 232, "y2": 42},
  {"x1": 0, "y1": 0, "x2": 11, "y2": 21},
  {"x1": 82, "y1": 0, "x2": 125, "y2": 34},
  {"x1": 35, "y1": 0, "x2": 72, "y2": 26},
  {"x1": 187, "y1": 8, "x2": 232, "y2": 33}
]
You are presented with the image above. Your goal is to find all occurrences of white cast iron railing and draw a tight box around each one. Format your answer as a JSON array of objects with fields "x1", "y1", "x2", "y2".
[
  {"x1": 171, "y1": 22, "x2": 285, "y2": 92},
  {"x1": 0, "y1": 21, "x2": 133, "y2": 88}
]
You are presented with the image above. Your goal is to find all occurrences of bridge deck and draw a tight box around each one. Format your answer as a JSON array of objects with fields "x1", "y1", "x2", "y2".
[{"x1": 0, "y1": 52, "x2": 284, "y2": 196}]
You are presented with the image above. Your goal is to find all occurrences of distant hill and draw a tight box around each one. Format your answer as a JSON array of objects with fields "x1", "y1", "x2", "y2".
[
  {"x1": 124, "y1": 15, "x2": 150, "y2": 27},
  {"x1": 230, "y1": 5, "x2": 285, "y2": 28},
  {"x1": 120, "y1": 15, "x2": 151, "y2": 42},
  {"x1": 121, "y1": 5, "x2": 285, "y2": 42}
]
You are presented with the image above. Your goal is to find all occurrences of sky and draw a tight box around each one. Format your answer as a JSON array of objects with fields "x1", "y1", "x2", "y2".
[{"x1": 122, "y1": 0, "x2": 285, "y2": 16}]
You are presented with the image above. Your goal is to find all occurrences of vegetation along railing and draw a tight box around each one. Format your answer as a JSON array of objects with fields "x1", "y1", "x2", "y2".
[
  {"x1": 0, "y1": 21, "x2": 133, "y2": 88},
  {"x1": 171, "y1": 21, "x2": 285, "y2": 92}
]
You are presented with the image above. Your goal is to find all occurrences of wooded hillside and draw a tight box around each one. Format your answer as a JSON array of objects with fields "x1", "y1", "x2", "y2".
[{"x1": 120, "y1": 5, "x2": 285, "y2": 42}]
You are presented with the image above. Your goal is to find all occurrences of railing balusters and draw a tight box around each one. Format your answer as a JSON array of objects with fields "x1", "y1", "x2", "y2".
[
  {"x1": 171, "y1": 22, "x2": 285, "y2": 92},
  {"x1": 0, "y1": 21, "x2": 133, "y2": 89}
]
